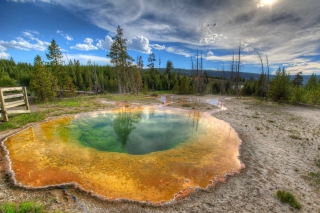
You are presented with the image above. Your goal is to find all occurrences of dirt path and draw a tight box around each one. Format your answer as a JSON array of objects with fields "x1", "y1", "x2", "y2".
[{"x1": 1, "y1": 96, "x2": 319, "y2": 212}]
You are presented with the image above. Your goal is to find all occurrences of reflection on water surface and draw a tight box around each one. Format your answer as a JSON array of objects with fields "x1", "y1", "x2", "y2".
[{"x1": 3, "y1": 106, "x2": 242, "y2": 204}]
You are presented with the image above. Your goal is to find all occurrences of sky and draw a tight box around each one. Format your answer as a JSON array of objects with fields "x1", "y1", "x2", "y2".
[{"x1": 1, "y1": 0, "x2": 320, "y2": 75}]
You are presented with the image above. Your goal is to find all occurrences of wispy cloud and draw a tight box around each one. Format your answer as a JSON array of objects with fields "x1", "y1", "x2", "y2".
[
  {"x1": 56, "y1": 30, "x2": 73, "y2": 41},
  {"x1": 166, "y1": 46, "x2": 192, "y2": 57},
  {"x1": 70, "y1": 38, "x2": 98, "y2": 51},
  {"x1": 9, "y1": 0, "x2": 52, "y2": 3},
  {"x1": 150, "y1": 44, "x2": 165, "y2": 50},
  {"x1": 63, "y1": 53, "x2": 110, "y2": 65}
]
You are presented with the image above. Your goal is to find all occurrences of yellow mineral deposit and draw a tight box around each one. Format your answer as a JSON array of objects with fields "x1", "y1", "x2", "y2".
[{"x1": 3, "y1": 107, "x2": 243, "y2": 204}]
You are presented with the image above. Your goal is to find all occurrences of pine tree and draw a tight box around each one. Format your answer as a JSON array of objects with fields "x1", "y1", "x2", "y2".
[
  {"x1": 269, "y1": 67, "x2": 291, "y2": 102},
  {"x1": 147, "y1": 53, "x2": 156, "y2": 68},
  {"x1": 75, "y1": 60, "x2": 84, "y2": 90},
  {"x1": 292, "y1": 72, "x2": 303, "y2": 87},
  {"x1": 46, "y1": 39, "x2": 63, "y2": 67},
  {"x1": 107, "y1": 25, "x2": 134, "y2": 94},
  {"x1": 0, "y1": 68, "x2": 16, "y2": 87},
  {"x1": 179, "y1": 75, "x2": 189, "y2": 94},
  {"x1": 30, "y1": 55, "x2": 57, "y2": 102},
  {"x1": 305, "y1": 73, "x2": 320, "y2": 104}
]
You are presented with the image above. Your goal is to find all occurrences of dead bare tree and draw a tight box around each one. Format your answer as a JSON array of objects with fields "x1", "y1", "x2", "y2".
[
  {"x1": 266, "y1": 54, "x2": 270, "y2": 100},
  {"x1": 235, "y1": 42, "x2": 241, "y2": 99},
  {"x1": 256, "y1": 51, "x2": 268, "y2": 99},
  {"x1": 230, "y1": 51, "x2": 235, "y2": 94}
]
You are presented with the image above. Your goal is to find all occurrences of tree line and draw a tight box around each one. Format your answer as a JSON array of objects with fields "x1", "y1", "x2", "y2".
[{"x1": 0, "y1": 25, "x2": 319, "y2": 105}]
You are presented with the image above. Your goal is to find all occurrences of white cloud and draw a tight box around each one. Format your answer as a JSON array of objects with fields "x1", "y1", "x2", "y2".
[
  {"x1": 84, "y1": 38, "x2": 93, "y2": 44},
  {"x1": 56, "y1": 30, "x2": 73, "y2": 41},
  {"x1": 150, "y1": 44, "x2": 165, "y2": 50},
  {"x1": 165, "y1": 46, "x2": 192, "y2": 57},
  {"x1": 243, "y1": 47, "x2": 254, "y2": 52},
  {"x1": 207, "y1": 51, "x2": 214, "y2": 56},
  {"x1": 0, "y1": 51, "x2": 10, "y2": 59},
  {"x1": 97, "y1": 35, "x2": 161, "y2": 54},
  {"x1": 127, "y1": 36, "x2": 151, "y2": 54},
  {"x1": 0, "y1": 31, "x2": 50, "y2": 51},
  {"x1": 70, "y1": 38, "x2": 98, "y2": 51},
  {"x1": 97, "y1": 35, "x2": 113, "y2": 51}
]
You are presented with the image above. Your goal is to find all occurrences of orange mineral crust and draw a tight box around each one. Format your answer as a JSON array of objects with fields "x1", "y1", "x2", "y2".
[{"x1": 3, "y1": 107, "x2": 243, "y2": 204}]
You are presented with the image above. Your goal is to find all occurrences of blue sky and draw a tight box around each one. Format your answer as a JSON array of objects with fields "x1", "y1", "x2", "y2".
[{"x1": 1, "y1": 0, "x2": 320, "y2": 75}]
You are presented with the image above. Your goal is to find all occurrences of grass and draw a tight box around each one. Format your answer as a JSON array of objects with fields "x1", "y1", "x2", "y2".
[
  {"x1": 0, "y1": 113, "x2": 45, "y2": 131},
  {"x1": 55, "y1": 99, "x2": 81, "y2": 107},
  {"x1": 306, "y1": 158, "x2": 320, "y2": 186},
  {"x1": 289, "y1": 135, "x2": 303, "y2": 140},
  {"x1": 308, "y1": 171, "x2": 320, "y2": 185},
  {"x1": 0, "y1": 201, "x2": 44, "y2": 213},
  {"x1": 276, "y1": 190, "x2": 301, "y2": 209},
  {"x1": 181, "y1": 103, "x2": 192, "y2": 107},
  {"x1": 103, "y1": 93, "x2": 155, "y2": 103}
]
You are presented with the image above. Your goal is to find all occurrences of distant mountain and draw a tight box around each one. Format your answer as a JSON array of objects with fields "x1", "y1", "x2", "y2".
[
  {"x1": 150, "y1": 68, "x2": 319, "y2": 85},
  {"x1": 153, "y1": 68, "x2": 262, "y2": 80}
]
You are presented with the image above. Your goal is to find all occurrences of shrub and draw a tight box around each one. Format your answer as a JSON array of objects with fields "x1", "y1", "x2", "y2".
[{"x1": 276, "y1": 190, "x2": 301, "y2": 209}]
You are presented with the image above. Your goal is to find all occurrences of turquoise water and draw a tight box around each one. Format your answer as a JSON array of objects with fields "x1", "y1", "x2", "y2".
[{"x1": 67, "y1": 110, "x2": 196, "y2": 155}]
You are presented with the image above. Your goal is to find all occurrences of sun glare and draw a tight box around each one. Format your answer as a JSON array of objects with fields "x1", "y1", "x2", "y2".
[
  {"x1": 257, "y1": 0, "x2": 277, "y2": 8},
  {"x1": 261, "y1": 0, "x2": 276, "y2": 5}
]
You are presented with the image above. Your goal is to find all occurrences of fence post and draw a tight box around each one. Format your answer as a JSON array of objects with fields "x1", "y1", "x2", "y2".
[
  {"x1": 0, "y1": 89, "x2": 9, "y2": 121},
  {"x1": 23, "y1": 87, "x2": 30, "y2": 110}
]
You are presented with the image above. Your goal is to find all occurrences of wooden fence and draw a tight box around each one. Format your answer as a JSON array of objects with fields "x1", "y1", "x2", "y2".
[{"x1": 0, "y1": 87, "x2": 30, "y2": 122}]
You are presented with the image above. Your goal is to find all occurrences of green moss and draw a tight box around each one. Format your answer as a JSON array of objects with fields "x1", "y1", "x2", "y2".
[
  {"x1": 276, "y1": 190, "x2": 301, "y2": 209},
  {"x1": 0, "y1": 113, "x2": 45, "y2": 131},
  {"x1": 0, "y1": 202, "x2": 45, "y2": 213}
]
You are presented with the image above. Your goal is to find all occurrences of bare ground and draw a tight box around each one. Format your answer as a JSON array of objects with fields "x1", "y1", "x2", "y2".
[{"x1": 0, "y1": 95, "x2": 320, "y2": 212}]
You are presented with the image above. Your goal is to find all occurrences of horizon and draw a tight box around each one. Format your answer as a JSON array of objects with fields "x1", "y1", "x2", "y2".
[{"x1": 1, "y1": 0, "x2": 320, "y2": 75}]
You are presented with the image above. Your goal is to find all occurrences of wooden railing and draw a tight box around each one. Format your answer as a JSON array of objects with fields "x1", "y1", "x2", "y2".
[{"x1": 0, "y1": 87, "x2": 30, "y2": 122}]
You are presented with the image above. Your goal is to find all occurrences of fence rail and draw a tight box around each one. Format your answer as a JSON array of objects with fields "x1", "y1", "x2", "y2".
[{"x1": 0, "y1": 87, "x2": 30, "y2": 122}]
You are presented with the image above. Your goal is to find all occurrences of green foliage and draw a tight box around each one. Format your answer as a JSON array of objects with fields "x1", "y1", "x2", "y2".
[
  {"x1": 0, "y1": 69, "x2": 17, "y2": 87},
  {"x1": 289, "y1": 86, "x2": 304, "y2": 104},
  {"x1": 242, "y1": 80, "x2": 256, "y2": 96},
  {"x1": 0, "y1": 201, "x2": 44, "y2": 213},
  {"x1": 46, "y1": 39, "x2": 63, "y2": 66},
  {"x1": 0, "y1": 113, "x2": 45, "y2": 131},
  {"x1": 305, "y1": 73, "x2": 318, "y2": 90},
  {"x1": 107, "y1": 25, "x2": 135, "y2": 94},
  {"x1": 165, "y1": 60, "x2": 173, "y2": 75},
  {"x1": 292, "y1": 72, "x2": 303, "y2": 87},
  {"x1": 255, "y1": 72, "x2": 267, "y2": 97},
  {"x1": 276, "y1": 190, "x2": 301, "y2": 209},
  {"x1": 147, "y1": 52, "x2": 156, "y2": 68},
  {"x1": 179, "y1": 75, "x2": 190, "y2": 94},
  {"x1": 269, "y1": 67, "x2": 291, "y2": 102},
  {"x1": 141, "y1": 83, "x2": 149, "y2": 95},
  {"x1": 0, "y1": 59, "x2": 32, "y2": 87},
  {"x1": 29, "y1": 55, "x2": 57, "y2": 102}
]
